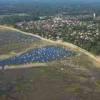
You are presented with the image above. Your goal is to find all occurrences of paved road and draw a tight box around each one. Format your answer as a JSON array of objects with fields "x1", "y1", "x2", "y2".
[{"x1": 0, "y1": 63, "x2": 47, "y2": 70}]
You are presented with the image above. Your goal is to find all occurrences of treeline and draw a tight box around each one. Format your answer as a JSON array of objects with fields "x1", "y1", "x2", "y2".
[{"x1": 0, "y1": 15, "x2": 40, "y2": 25}]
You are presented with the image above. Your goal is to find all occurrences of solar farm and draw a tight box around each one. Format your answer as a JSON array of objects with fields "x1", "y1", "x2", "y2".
[
  {"x1": 0, "y1": 26, "x2": 100, "y2": 100},
  {"x1": 0, "y1": 26, "x2": 41, "y2": 55}
]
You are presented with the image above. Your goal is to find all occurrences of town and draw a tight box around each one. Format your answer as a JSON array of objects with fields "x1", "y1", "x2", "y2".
[{"x1": 15, "y1": 13, "x2": 100, "y2": 55}]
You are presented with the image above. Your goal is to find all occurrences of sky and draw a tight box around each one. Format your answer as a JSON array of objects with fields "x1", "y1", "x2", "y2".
[
  {"x1": 1, "y1": 0, "x2": 99, "y2": 2},
  {"x1": 0, "y1": 0, "x2": 100, "y2": 4}
]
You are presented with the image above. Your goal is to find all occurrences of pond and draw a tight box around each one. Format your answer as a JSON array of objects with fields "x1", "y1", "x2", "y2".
[{"x1": 0, "y1": 46, "x2": 76, "y2": 66}]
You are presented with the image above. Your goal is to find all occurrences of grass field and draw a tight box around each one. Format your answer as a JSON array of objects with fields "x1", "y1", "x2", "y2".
[
  {"x1": 0, "y1": 27, "x2": 40, "y2": 54},
  {"x1": 0, "y1": 56, "x2": 100, "y2": 100}
]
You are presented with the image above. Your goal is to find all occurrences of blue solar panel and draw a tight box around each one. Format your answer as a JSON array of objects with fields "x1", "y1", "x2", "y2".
[{"x1": 0, "y1": 46, "x2": 75, "y2": 66}]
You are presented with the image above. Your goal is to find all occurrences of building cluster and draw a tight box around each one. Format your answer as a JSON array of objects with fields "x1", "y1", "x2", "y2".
[{"x1": 15, "y1": 14, "x2": 100, "y2": 44}]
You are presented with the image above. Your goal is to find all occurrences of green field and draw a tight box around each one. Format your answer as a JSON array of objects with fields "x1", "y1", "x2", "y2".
[{"x1": 0, "y1": 55, "x2": 100, "y2": 100}]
